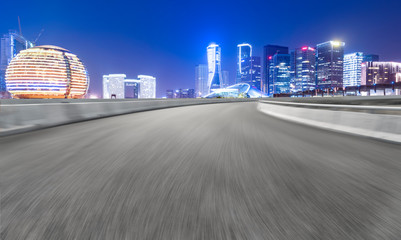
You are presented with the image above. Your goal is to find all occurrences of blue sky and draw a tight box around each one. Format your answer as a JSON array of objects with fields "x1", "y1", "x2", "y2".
[{"x1": 1, "y1": 0, "x2": 400, "y2": 97}]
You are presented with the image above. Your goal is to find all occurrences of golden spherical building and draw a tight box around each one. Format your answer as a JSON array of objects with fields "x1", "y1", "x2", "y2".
[{"x1": 5, "y1": 45, "x2": 89, "y2": 99}]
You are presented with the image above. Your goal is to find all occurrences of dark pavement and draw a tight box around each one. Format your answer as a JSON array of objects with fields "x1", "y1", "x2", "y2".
[{"x1": 1, "y1": 102, "x2": 401, "y2": 239}]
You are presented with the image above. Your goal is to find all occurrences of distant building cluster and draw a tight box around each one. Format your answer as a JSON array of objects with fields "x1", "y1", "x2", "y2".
[
  {"x1": 165, "y1": 88, "x2": 195, "y2": 98},
  {"x1": 197, "y1": 41, "x2": 401, "y2": 97},
  {"x1": 103, "y1": 74, "x2": 156, "y2": 99}
]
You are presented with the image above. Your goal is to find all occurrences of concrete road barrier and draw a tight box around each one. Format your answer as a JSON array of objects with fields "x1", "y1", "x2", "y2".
[
  {"x1": 258, "y1": 100, "x2": 401, "y2": 143},
  {"x1": 0, "y1": 98, "x2": 254, "y2": 136}
]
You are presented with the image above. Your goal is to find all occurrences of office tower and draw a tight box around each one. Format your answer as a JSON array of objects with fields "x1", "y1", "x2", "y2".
[
  {"x1": 222, "y1": 70, "x2": 230, "y2": 88},
  {"x1": 181, "y1": 89, "x2": 195, "y2": 98},
  {"x1": 6, "y1": 45, "x2": 89, "y2": 99},
  {"x1": 125, "y1": 79, "x2": 140, "y2": 98},
  {"x1": 250, "y1": 56, "x2": 262, "y2": 90},
  {"x1": 363, "y1": 54, "x2": 379, "y2": 62},
  {"x1": 237, "y1": 43, "x2": 252, "y2": 84},
  {"x1": 316, "y1": 40, "x2": 345, "y2": 89},
  {"x1": 195, "y1": 64, "x2": 208, "y2": 97},
  {"x1": 138, "y1": 75, "x2": 156, "y2": 98},
  {"x1": 103, "y1": 74, "x2": 126, "y2": 99},
  {"x1": 271, "y1": 54, "x2": 291, "y2": 95},
  {"x1": 1, "y1": 30, "x2": 34, "y2": 93},
  {"x1": 290, "y1": 46, "x2": 316, "y2": 93},
  {"x1": 263, "y1": 45, "x2": 289, "y2": 94},
  {"x1": 361, "y1": 62, "x2": 401, "y2": 85},
  {"x1": 343, "y1": 52, "x2": 364, "y2": 87},
  {"x1": 207, "y1": 43, "x2": 222, "y2": 92},
  {"x1": 166, "y1": 89, "x2": 174, "y2": 98}
]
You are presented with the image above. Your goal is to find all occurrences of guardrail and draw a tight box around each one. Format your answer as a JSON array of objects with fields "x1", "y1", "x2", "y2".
[
  {"x1": 260, "y1": 100, "x2": 401, "y2": 115},
  {"x1": 258, "y1": 100, "x2": 401, "y2": 143},
  {"x1": 0, "y1": 98, "x2": 255, "y2": 136}
]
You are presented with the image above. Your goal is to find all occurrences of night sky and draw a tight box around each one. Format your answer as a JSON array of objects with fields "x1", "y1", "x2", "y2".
[{"x1": 1, "y1": 0, "x2": 400, "y2": 97}]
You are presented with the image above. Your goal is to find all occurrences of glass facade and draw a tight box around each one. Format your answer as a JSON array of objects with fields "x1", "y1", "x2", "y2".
[
  {"x1": 1, "y1": 30, "x2": 34, "y2": 93},
  {"x1": 263, "y1": 45, "x2": 288, "y2": 94},
  {"x1": 290, "y1": 47, "x2": 316, "y2": 92},
  {"x1": 207, "y1": 43, "x2": 222, "y2": 93},
  {"x1": 343, "y1": 52, "x2": 364, "y2": 87},
  {"x1": 204, "y1": 83, "x2": 268, "y2": 98},
  {"x1": 195, "y1": 64, "x2": 208, "y2": 97},
  {"x1": 222, "y1": 70, "x2": 230, "y2": 88},
  {"x1": 270, "y1": 54, "x2": 291, "y2": 94},
  {"x1": 6, "y1": 45, "x2": 89, "y2": 99},
  {"x1": 124, "y1": 79, "x2": 140, "y2": 98},
  {"x1": 316, "y1": 41, "x2": 345, "y2": 89},
  {"x1": 361, "y1": 62, "x2": 401, "y2": 86},
  {"x1": 236, "y1": 43, "x2": 252, "y2": 84}
]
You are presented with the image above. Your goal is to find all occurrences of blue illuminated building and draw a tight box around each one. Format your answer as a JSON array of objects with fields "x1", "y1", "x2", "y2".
[
  {"x1": 270, "y1": 54, "x2": 291, "y2": 95},
  {"x1": 207, "y1": 43, "x2": 222, "y2": 93},
  {"x1": 263, "y1": 45, "x2": 288, "y2": 94},
  {"x1": 316, "y1": 41, "x2": 345, "y2": 89}
]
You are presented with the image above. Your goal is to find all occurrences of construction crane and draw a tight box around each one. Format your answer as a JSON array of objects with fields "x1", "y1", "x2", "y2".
[
  {"x1": 18, "y1": 16, "x2": 23, "y2": 36},
  {"x1": 33, "y1": 29, "x2": 45, "y2": 46}
]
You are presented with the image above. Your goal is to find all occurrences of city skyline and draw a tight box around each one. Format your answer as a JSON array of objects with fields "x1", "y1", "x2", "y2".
[{"x1": 1, "y1": 0, "x2": 400, "y2": 97}]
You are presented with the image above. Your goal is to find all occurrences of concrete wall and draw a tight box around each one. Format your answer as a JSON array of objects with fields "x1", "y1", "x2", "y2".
[
  {"x1": 0, "y1": 99, "x2": 254, "y2": 136},
  {"x1": 258, "y1": 100, "x2": 401, "y2": 143}
]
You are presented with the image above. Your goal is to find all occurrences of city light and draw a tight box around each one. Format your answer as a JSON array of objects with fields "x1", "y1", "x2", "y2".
[{"x1": 5, "y1": 45, "x2": 89, "y2": 99}]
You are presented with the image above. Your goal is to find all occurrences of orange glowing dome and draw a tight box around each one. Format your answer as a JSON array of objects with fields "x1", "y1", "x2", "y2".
[{"x1": 5, "y1": 45, "x2": 89, "y2": 99}]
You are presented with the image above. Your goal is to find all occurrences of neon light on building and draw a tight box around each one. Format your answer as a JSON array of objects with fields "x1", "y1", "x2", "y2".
[
  {"x1": 5, "y1": 45, "x2": 89, "y2": 98},
  {"x1": 207, "y1": 43, "x2": 222, "y2": 93}
]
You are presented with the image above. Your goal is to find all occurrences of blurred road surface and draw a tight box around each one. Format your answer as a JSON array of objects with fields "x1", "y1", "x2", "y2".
[{"x1": 1, "y1": 102, "x2": 401, "y2": 239}]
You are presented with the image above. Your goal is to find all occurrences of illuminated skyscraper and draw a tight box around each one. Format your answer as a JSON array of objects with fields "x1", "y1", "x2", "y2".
[
  {"x1": 237, "y1": 43, "x2": 252, "y2": 84},
  {"x1": 138, "y1": 75, "x2": 156, "y2": 98},
  {"x1": 207, "y1": 43, "x2": 222, "y2": 93},
  {"x1": 290, "y1": 46, "x2": 316, "y2": 92},
  {"x1": 1, "y1": 30, "x2": 34, "y2": 94},
  {"x1": 316, "y1": 40, "x2": 345, "y2": 89},
  {"x1": 103, "y1": 74, "x2": 126, "y2": 99},
  {"x1": 271, "y1": 54, "x2": 291, "y2": 95},
  {"x1": 263, "y1": 45, "x2": 288, "y2": 94},
  {"x1": 195, "y1": 64, "x2": 208, "y2": 97},
  {"x1": 249, "y1": 56, "x2": 262, "y2": 90},
  {"x1": 343, "y1": 52, "x2": 364, "y2": 87}
]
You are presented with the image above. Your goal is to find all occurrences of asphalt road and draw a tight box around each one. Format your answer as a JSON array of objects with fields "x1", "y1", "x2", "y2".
[{"x1": 1, "y1": 102, "x2": 401, "y2": 240}]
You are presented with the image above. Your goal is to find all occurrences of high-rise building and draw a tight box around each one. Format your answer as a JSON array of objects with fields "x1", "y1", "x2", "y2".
[
  {"x1": 166, "y1": 89, "x2": 174, "y2": 98},
  {"x1": 124, "y1": 79, "x2": 140, "y2": 98},
  {"x1": 207, "y1": 43, "x2": 222, "y2": 93},
  {"x1": 263, "y1": 45, "x2": 289, "y2": 94},
  {"x1": 363, "y1": 54, "x2": 379, "y2": 62},
  {"x1": 222, "y1": 70, "x2": 230, "y2": 88},
  {"x1": 361, "y1": 62, "x2": 401, "y2": 86},
  {"x1": 316, "y1": 41, "x2": 345, "y2": 89},
  {"x1": 249, "y1": 56, "x2": 262, "y2": 91},
  {"x1": 290, "y1": 47, "x2": 316, "y2": 92},
  {"x1": 271, "y1": 54, "x2": 291, "y2": 95},
  {"x1": 343, "y1": 52, "x2": 364, "y2": 87},
  {"x1": 237, "y1": 43, "x2": 252, "y2": 84},
  {"x1": 1, "y1": 30, "x2": 34, "y2": 93},
  {"x1": 103, "y1": 74, "x2": 126, "y2": 99},
  {"x1": 195, "y1": 64, "x2": 208, "y2": 97},
  {"x1": 138, "y1": 75, "x2": 156, "y2": 98}
]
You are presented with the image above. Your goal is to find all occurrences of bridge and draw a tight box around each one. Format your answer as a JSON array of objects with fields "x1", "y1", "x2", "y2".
[{"x1": 1, "y1": 97, "x2": 401, "y2": 239}]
